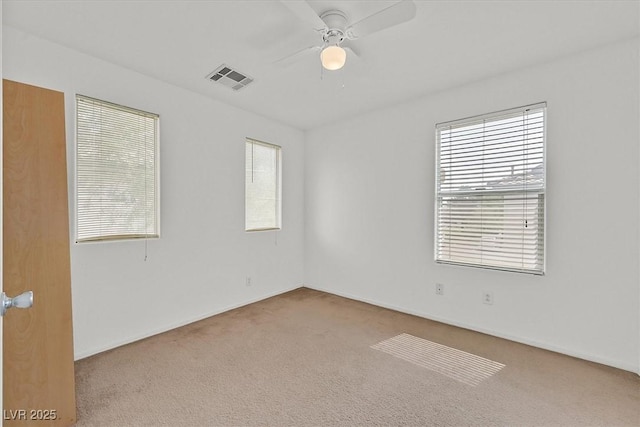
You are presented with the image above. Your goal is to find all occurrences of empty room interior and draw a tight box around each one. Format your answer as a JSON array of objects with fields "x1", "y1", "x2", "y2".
[{"x1": 1, "y1": 0, "x2": 640, "y2": 426}]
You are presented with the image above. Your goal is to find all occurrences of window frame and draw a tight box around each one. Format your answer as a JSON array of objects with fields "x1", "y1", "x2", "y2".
[
  {"x1": 75, "y1": 94, "x2": 160, "y2": 243},
  {"x1": 245, "y1": 137, "x2": 282, "y2": 232},
  {"x1": 434, "y1": 102, "x2": 547, "y2": 275}
]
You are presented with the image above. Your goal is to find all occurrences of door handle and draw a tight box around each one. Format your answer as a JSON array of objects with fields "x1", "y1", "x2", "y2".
[{"x1": 0, "y1": 291, "x2": 34, "y2": 316}]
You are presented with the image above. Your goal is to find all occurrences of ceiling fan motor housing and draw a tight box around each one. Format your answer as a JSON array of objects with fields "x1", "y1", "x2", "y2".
[{"x1": 321, "y1": 10, "x2": 348, "y2": 45}]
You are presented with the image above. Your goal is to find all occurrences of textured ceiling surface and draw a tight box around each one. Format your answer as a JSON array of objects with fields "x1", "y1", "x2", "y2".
[{"x1": 4, "y1": 0, "x2": 639, "y2": 130}]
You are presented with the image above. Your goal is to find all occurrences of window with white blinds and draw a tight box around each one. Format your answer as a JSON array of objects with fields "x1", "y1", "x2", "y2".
[
  {"x1": 245, "y1": 138, "x2": 281, "y2": 231},
  {"x1": 76, "y1": 95, "x2": 159, "y2": 242},
  {"x1": 435, "y1": 103, "x2": 546, "y2": 274}
]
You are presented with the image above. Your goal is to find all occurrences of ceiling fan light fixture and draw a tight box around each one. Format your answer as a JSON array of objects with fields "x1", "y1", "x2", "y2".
[{"x1": 320, "y1": 45, "x2": 346, "y2": 70}]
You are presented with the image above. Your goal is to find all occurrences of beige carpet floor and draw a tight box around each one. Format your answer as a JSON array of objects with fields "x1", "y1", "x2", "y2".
[{"x1": 75, "y1": 288, "x2": 640, "y2": 426}]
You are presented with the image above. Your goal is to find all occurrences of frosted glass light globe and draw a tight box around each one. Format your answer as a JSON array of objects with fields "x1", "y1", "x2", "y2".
[{"x1": 321, "y1": 45, "x2": 346, "y2": 71}]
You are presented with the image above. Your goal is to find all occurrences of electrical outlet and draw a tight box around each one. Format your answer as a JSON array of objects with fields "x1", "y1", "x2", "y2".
[
  {"x1": 436, "y1": 283, "x2": 444, "y2": 295},
  {"x1": 246, "y1": 277, "x2": 252, "y2": 287},
  {"x1": 483, "y1": 291, "x2": 493, "y2": 305}
]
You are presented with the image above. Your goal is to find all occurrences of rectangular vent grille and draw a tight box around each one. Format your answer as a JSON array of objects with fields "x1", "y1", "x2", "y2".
[{"x1": 206, "y1": 64, "x2": 254, "y2": 91}]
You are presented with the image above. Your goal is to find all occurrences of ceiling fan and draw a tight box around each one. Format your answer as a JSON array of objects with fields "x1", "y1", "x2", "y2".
[{"x1": 277, "y1": 0, "x2": 417, "y2": 71}]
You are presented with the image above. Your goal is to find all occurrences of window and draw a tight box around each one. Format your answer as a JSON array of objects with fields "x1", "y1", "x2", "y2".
[
  {"x1": 76, "y1": 95, "x2": 159, "y2": 242},
  {"x1": 245, "y1": 138, "x2": 281, "y2": 231},
  {"x1": 435, "y1": 103, "x2": 546, "y2": 274}
]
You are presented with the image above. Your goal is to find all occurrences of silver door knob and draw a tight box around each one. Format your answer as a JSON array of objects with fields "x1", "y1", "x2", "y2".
[{"x1": 0, "y1": 291, "x2": 33, "y2": 316}]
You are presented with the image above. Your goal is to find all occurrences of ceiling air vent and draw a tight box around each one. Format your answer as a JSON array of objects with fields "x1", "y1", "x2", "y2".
[{"x1": 206, "y1": 64, "x2": 254, "y2": 91}]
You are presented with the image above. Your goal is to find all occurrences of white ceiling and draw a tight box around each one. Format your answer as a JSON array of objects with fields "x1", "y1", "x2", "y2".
[{"x1": 3, "y1": 0, "x2": 639, "y2": 130}]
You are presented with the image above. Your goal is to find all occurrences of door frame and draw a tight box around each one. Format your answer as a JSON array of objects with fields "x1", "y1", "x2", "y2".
[{"x1": 1, "y1": 2, "x2": 6, "y2": 424}]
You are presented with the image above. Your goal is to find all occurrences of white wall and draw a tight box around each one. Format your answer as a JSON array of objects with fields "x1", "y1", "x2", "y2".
[
  {"x1": 2, "y1": 26, "x2": 305, "y2": 359},
  {"x1": 305, "y1": 38, "x2": 640, "y2": 372}
]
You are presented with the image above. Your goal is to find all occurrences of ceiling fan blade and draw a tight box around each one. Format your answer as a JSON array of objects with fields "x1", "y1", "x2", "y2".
[
  {"x1": 280, "y1": 0, "x2": 327, "y2": 32},
  {"x1": 274, "y1": 45, "x2": 322, "y2": 67},
  {"x1": 344, "y1": 46, "x2": 360, "y2": 58},
  {"x1": 343, "y1": 46, "x2": 363, "y2": 68},
  {"x1": 346, "y1": 0, "x2": 416, "y2": 39},
  {"x1": 342, "y1": 41, "x2": 361, "y2": 58}
]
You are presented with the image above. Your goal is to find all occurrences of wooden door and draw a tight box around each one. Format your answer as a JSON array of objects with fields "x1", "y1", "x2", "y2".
[{"x1": 3, "y1": 80, "x2": 76, "y2": 426}]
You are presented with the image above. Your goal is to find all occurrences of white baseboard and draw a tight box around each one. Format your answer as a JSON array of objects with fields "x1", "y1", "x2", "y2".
[
  {"x1": 303, "y1": 284, "x2": 639, "y2": 374},
  {"x1": 74, "y1": 285, "x2": 303, "y2": 361}
]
